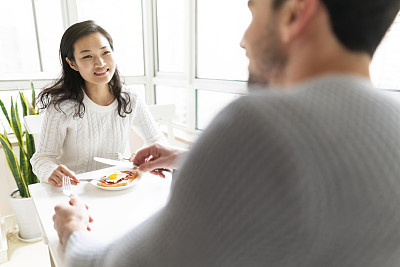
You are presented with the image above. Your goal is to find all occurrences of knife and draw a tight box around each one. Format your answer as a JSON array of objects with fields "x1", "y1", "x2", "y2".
[
  {"x1": 94, "y1": 157, "x2": 138, "y2": 168},
  {"x1": 94, "y1": 157, "x2": 173, "y2": 173},
  {"x1": 79, "y1": 177, "x2": 109, "y2": 182}
]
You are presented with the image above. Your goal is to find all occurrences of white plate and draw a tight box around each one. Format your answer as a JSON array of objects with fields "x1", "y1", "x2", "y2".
[{"x1": 90, "y1": 173, "x2": 141, "y2": 191}]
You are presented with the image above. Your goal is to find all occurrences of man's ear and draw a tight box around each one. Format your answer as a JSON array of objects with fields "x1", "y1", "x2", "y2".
[
  {"x1": 66, "y1": 57, "x2": 79, "y2": 71},
  {"x1": 279, "y1": 0, "x2": 320, "y2": 44}
]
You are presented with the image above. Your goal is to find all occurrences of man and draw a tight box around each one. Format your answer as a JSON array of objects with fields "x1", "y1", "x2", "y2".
[{"x1": 53, "y1": 0, "x2": 400, "y2": 266}]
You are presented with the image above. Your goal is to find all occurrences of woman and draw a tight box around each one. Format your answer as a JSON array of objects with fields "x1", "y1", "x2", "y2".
[{"x1": 31, "y1": 20, "x2": 166, "y2": 187}]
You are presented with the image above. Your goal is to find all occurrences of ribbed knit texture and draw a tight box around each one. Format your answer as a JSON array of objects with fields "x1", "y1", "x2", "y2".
[
  {"x1": 31, "y1": 87, "x2": 165, "y2": 183},
  {"x1": 65, "y1": 75, "x2": 400, "y2": 266}
]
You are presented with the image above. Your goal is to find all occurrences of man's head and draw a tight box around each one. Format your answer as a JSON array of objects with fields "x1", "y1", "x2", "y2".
[{"x1": 242, "y1": 0, "x2": 400, "y2": 86}]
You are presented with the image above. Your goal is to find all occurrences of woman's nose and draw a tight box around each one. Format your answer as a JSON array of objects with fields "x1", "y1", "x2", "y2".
[{"x1": 94, "y1": 56, "x2": 105, "y2": 66}]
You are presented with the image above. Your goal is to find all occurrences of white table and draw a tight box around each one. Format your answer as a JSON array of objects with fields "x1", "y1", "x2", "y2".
[{"x1": 29, "y1": 166, "x2": 172, "y2": 267}]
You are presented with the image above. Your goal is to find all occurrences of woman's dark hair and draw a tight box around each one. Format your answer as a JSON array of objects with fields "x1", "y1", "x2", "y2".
[
  {"x1": 272, "y1": 0, "x2": 400, "y2": 56},
  {"x1": 37, "y1": 20, "x2": 132, "y2": 117}
]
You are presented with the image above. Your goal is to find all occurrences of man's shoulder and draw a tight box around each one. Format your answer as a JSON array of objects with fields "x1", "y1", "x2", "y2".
[
  {"x1": 230, "y1": 75, "x2": 400, "y2": 130},
  {"x1": 245, "y1": 75, "x2": 396, "y2": 109}
]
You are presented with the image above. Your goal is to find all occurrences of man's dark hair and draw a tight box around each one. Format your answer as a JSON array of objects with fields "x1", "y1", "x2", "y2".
[{"x1": 273, "y1": 0, "x2": 400, "y2": 56}]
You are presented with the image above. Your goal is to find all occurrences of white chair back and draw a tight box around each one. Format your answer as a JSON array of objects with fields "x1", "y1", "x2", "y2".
[
  {"x1": 148, "y1": 104, "x2": 176, "y2": 145},
  {"x1": 23, "y1": 114, "x2": 44, "y2": 150},
  {"x1": 24, "y1": 104, "x2": 176, "y2": 153}
]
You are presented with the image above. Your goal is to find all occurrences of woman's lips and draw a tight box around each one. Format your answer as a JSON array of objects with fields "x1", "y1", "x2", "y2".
[{"x1": 94, "y1": 68, "x2": 109, "y2": 76}]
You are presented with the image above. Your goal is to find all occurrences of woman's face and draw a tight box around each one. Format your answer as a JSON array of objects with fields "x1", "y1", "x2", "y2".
[{"x1": 66, "y1": 32, "x2": 116, "y2": 89}]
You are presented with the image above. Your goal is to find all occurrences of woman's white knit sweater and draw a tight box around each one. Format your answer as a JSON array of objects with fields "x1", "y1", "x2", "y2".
[{"x1": 31, "y1": 89, "x2": 166, "y2": 183}]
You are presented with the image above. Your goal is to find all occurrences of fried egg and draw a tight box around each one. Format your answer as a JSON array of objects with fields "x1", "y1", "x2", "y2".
[{"x1": 104, "y1": 171, "x2": 128, "y2": 183}]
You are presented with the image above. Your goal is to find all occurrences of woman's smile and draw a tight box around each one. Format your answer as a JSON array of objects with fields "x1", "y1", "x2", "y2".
[{"x1": 94, "y1": 68, "x2": 109, "y2": 76}]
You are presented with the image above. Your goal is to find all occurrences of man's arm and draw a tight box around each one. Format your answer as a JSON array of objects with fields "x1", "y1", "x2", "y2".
[
  {"x1": 53, "y1": 194, "x2": 93, "y2": 245},
  {"x1": 55, "y1": 98, "x2": 285, "y2": 266}
]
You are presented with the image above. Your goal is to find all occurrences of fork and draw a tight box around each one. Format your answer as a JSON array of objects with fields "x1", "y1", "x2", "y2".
[
  {"x1": 62, "y1": 176, "x2": 73, "y2": 198},
  {"x1": 107, "y1": 152, "x2": 130, "y2": 161}
]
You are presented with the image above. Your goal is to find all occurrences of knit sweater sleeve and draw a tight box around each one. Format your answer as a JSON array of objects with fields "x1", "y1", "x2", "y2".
[
  {"x1": 63, "y1": 77, "x2": 400, "y2": 266},
  {"x1": 64, "y1": 99, "x2": 280, "y2": 266},
  {"x1": 130, "y1": 93, "x2": 167, "y2": 145},
  {"x1": 30, "y1": 103, "x2": 70, "y2": 183}
]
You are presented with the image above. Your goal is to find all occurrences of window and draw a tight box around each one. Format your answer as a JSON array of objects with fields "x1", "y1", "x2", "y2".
[
  {"x1": 196, "y1": 0, "x2": 251, "y2": 81},
  {"x1": 191, "y1": 0, "x2": 250, "y2": 129},
  {"x1": 196, "y1": 90, "x2": 242, "y2": 130},
  {"x1": 76, "y1": 0, "x2": 145, "y2": 77},
  {"x1": 33, "y1": 0, "x2": 65, "y2": 76},
  {"x1": 155, "y1": 85, "x2": 188, "y2": 125},
  {"x1": 1, "y1": 2, "x2": 400, "y2": 140},
  {"x1": 0, "y1": 0, "x2": 64, "y2": 77},
  {"x1": 0, "y1": 1, "x2": 41, "y2": 74},
  {"x1": 370, "y1": 12, "x2": 400, "y2": 90},
  {"x1": 126, "y1": 84, "x2": 146, "y2": 101},
  {"x1": 153, "y1": 0, "x2": 249, "y2": 133},
  {"x1": 156, "y1": 0, "x2": 185, "y2": 73}
]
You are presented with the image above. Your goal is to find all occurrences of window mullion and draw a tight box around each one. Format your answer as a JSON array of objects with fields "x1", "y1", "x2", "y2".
[
  {"x1": 31, "y1": 0, "x2": 43, "y2": 72},
  {"x1": 186, "y1": 0, "x2": 196, "y2": 132},
  {"x1": 142, "y1": 0, "x2": 156, "y2": 105},
  {"x1": 60, "y1": 0, "x2": 78, "y2": 29}
]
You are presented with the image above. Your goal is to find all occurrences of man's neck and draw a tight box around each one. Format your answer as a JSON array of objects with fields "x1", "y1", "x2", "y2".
[
  {"x1": 277, "y1": 5, "x2": 372, "y2": 87},
  {"x1": 284, "y1": 43, "x2": 371, "y2": 86}
]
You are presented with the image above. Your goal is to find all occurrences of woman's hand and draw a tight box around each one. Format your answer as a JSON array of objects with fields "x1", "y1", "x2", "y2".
[{"x1": 48, "y1": 164, "x2": 78, "y2": 187}]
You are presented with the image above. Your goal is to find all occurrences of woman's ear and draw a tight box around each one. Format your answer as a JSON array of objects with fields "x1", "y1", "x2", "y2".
[
  {"x1": 66, "y1": 57, "x2": 79, "y2": 71},
  {"x1": 279, "y1": 0, "x2": 320, "y2": 44}
]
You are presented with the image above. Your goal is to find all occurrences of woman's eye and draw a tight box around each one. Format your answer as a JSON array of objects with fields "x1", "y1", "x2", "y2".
[
  {"x1": 103, "y1": 51, "x2": 111, "y2": 55},
  {"x1": 82, "y1": 55, "x2": 92, "y2": 59}
]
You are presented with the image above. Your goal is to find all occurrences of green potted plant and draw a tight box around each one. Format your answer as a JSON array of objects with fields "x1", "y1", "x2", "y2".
[{"x1": 0, "y1": 81, "x2": 41, "y2": 240}]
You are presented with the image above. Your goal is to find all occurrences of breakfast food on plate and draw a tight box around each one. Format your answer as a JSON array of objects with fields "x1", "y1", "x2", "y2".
[{"x1": 97, "y1": 170, "x2": 139, "y2": 187}]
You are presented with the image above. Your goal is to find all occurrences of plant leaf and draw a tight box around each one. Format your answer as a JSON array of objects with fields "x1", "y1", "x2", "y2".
[
  {"x1": 25, "y1": 131, "x2": 38, "y2": 184},
  {"x1": 10, "y1": 98, "x2": 27, "y2": 157},
  {"x1": 20, "y1": 145, "x2": 29, "y2": 186},
  {"x1": 0, "y1": 134, "x2": 29, "y2": 198},
  {"x1": 0, "y1": 99, "x2": 10, "y2": 126},
  {"x1": 19, "y1": 90, "x2": 29, "y2": 117},
  {"x1": 0, "y1": 82, "x2": 39, "y2": 198},
  {"x1": 31, "y1": 81, "x2": 36, "y2": 111}
]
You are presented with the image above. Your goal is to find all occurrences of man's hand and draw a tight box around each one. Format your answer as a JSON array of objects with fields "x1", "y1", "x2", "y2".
[
  {"x1": 133, "y1": 143, "x2": 187, "y2": 173},
  {"x1": 53, "y1": 194, "x2": 93, "y2": 247},
  {"x1": 48, "y1": 165, "x2": 78, "y2": 187}
]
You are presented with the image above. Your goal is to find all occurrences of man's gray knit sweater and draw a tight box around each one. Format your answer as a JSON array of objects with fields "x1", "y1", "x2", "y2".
[{"x1": 66, "y1": 75, "x2": 400, "y2": 266}]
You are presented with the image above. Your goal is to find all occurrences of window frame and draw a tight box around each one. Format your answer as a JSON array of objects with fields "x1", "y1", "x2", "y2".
[
  {"x1": 0, "y1": 0, "x2": 249, "y2": 135},
  {"x1": 152, "y1": 0, "x2": 248, "y2": 133},
  {"x1": 2, "y1": 0, "x2": 398, "y2": 138}
]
